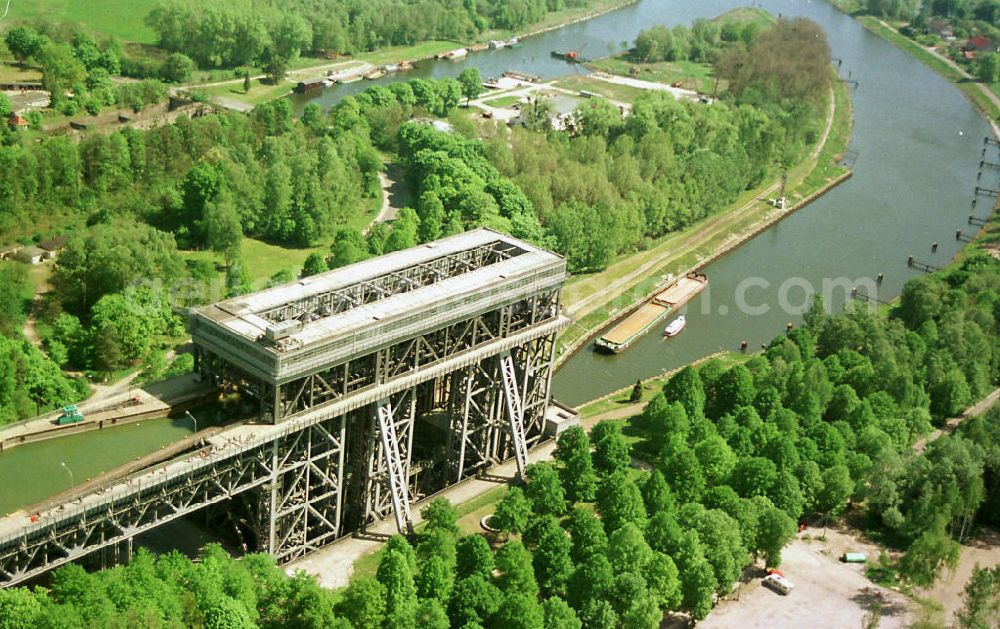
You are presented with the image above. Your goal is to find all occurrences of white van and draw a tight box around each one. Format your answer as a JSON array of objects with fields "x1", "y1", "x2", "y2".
[{"x1": 762, "y1": 573, "x2": 795, "y2": 595}]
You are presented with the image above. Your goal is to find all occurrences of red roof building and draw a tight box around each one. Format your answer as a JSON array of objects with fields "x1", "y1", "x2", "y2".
[
  {"x1": 967, "y1": 36, "x2": 995, "y2": 52},
  {"x1": 7, "y1": 113, "x2": 28, "y2": 129}
]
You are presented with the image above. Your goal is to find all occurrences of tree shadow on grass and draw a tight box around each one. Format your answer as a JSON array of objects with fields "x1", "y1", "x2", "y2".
[
  {"x1": 850, "y1": 587, "x2": 908, "y2": 617},
  {"x1": 622, "y1": 412, "x2": 659, "y2": 464}
]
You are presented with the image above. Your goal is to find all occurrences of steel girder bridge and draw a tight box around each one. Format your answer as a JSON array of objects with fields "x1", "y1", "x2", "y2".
[{"x1": 0, "y1": 229, "x2": 569, "y2": 587}]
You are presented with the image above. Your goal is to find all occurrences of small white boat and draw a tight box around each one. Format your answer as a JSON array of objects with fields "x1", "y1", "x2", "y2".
[{"x1": 664, "y1": 315, "x2": 686, "y2": 337}]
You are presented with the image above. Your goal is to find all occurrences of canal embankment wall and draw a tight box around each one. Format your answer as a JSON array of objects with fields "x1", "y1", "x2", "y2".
[
  {"x1": 554, "y1": 169, "x2": 854, "y2": 371},
  {"x1": 0, "y1": 377, "x2": 217, "y2": 453}
]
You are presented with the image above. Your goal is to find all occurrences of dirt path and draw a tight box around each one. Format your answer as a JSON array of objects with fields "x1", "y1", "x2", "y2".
[
  {"x1": 913, "y1": 386, "x2": 1000, "y2": 453},
  {"x1": 920, "y1": 528, "x2": 1000, "y2": 623},
  {"x1": 364, "y1": 163, "x2": 410, "y2": 235},
  {"x1": 811, "y1": 86, "x2": 836, "y2": 161}
]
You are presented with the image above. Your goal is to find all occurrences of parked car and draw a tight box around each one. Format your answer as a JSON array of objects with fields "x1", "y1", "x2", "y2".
[{"x1": 762, "y1": 573, "x2": 795, "y2": 595}]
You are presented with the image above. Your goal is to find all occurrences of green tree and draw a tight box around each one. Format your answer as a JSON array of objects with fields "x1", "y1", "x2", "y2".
[
  {"x1": 977, "y1": 52, "x2": 1000, "y2": 84},
  {"x1": 607, "y1": 523, "x2": 653, "y2": 574},
  {"x1": 0, "y1": 588, "x2": 42, "y2": 628},
  {"x1": 40, "y1": 41, "x2": 87, "y2": 106},
  {"x1": 0, "y1": 94, "x2": 11, "y2": 120},
  {"x1": 641, "y1": 469, "x2": 676, "y2": 515},
  {"x1": 694, "y1": 434, "x2": 737, "y2": 486},
  {"x1": 417, "y1": 190, "x2": 446, "y2": 242},
  {"x1": 493, "y1": 486, "x2": 531, "y2": 536},
  {"x1": 532, "y1": 519, "x2": 574, "y2": 596},
  {"x1": 954, "y1": 564, "x2": 1000, "y2": 629},
  {"x1": 567, "y1": 553, "x2": 613, "y2": 611},
  {"x1": 265, "y1": 14, "x2": 312, "y2": 83},
  {"x1": 674, "y1": 532, "x2": 715, "y2": 620},
  {"x1": 162, "y1": 53, "x2": 196, "y2": 82},
  {"x1": 542, "y1": 596, "x2": 582, "y2": 629},
  {"x1": 376, "y1": 549, "x2": 418, "y2": 626},
  {"x1": 495, "y1": 540, "x2": 538, "y2": 597},
  {"x1": 458, "y1": 67, "x2": 482, "y2": 104},
  {"x1": 204, "y1": 193, "x2": 243, "y2": 261},
  {"x1": 4, "y1": 26, "x2": 43, "y2": 62},
  {"x1": 415, "y1": 555, "x2": 452, "y2": 603},
  {"x1": 384, "y1": 207, "x2": 420, "y2": 252},
  {"x1": 301, "y1": 103, "x2": 325, "y2": 134},
  {"x1": 709, "y1": 364, "x2": 756, "y2": 418},
  {"x1": 415, "y1": 598, "x2": 450, "y2": 629},
  {"x1": 756, "y1": 503, "x2": 796, "y2": 567},
  {"x1": 643, "y1": 551, "x2": 682, "y2": 610},
  {"x1": 335, "y1": 576, "x2": 385, "y2": 629},
  {"x1": 524, "y1": 461, "x2": 566, "y2": 517},
  {"x1": 422, "y1": 497, "x2": 460, "y2": 536},
  {"x1": 329, "y1": 228, "x2": 371, "y2": 268},
  {"x1": 731, "y1": 456, "x2": 778, "y2": 498},
  {"x1": 592, "y1": 420, "x2": 630, "y2": 477},
  {"x1": 662, "y1": 365, "x2": 706, "y2": 420},
  {"x1": 657, "y1": 443, "x2": 705, "y2": 504},
  {"x1": 301, "y1": 251, "x2": 327, "y2": 277},
  {"x1": 900, "y1": 520, "x2": 961, "y2": 588},
  {"x1": 567, "y1": 507, "x2": 608, "y2": 563},
  {"x1": 596, "y1": 471, "x2": 648, "y2": 533},
  {"x1": 689, "y1": 508, "x2": 745, "y2": 591},
  {"x1": 492, "y1": 591, "x2": 545, "y2": 629},
  {"x1": 448, "y1": 575, "x2": 502, "y2": 627},
  {"x1": 553, "y1": 425, "x2": 598, "y2": 502},
  {"x1": 816, "y1": 464, "x2": 854, "y2": 515},
  {"x1": 456, "y1": 535, "x2": 495, "y2": 580}
]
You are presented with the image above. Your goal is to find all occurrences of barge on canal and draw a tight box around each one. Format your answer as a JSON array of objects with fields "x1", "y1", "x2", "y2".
[{"x1": 594, "y1": 273, "x2": 707, "y2": 354}]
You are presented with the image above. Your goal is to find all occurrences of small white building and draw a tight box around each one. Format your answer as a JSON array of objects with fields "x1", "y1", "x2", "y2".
[{"x1": 15, "y1": 246, "x2": 45, "y2": 265}]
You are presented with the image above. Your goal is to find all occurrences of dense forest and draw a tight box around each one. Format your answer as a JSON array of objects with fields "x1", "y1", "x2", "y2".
[
  {"x1": 2, "y1": 244, "x2": 999, "y2": 627},
  {"x1": 144, "y1": 0, "x2": 600, "y2": 78},
  {"x1": 0, "y1": 14, "x2": 834, "y2": 423}
]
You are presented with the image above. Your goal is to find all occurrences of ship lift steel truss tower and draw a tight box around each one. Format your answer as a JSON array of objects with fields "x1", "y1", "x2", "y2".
[{"x1": 0, "y1": 230, "x2": 567, "y2": 588}]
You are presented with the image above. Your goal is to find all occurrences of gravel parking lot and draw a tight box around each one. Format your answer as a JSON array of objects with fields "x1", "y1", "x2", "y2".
[{"x1": 700, "y1": 529, "x2": 912, "y2": 629}]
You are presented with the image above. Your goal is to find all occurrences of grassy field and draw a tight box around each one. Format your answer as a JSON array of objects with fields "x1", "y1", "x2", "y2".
[
  {"x1": 712, "y1": 7, "x2": 777, "y2": 26},
  {"x1": 1, "y1": 0, "x2": 158, "y2": 44},
  {"x1": 196, "y1": 79, "x2": 294, "y2": 108},
  {"x1": 0, "y1": 63, "x2": 41, "y2": 82},
  {"x1": 481, "y1": 94, "x2": 525, "y2": 108},
  {"x1": 178, "y1": 192, "x2": 381, "y2": 286},
  {"x1": 479, "y1": 0, "x2": 637, "y2": 41},
  {"x1": 586, "y1": 56, "x2": 720, "y2": 94},
  {"x1": 553, "y1": 73, "x2": 649, "y2": 102}
]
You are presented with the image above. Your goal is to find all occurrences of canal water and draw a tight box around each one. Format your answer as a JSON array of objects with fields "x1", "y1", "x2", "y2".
[
  {"x1": 1, "y1": 0, "x2": 989, "y2": 507},
  {"x1": 0, "y1": 409, "x2": 214, "y2": 516},
  {"x1": 550, "y1": 0, "x2": 990, "y2": 405},
  {"x1": 291, "y1": 0, "x2": 989, "y2": 406}
]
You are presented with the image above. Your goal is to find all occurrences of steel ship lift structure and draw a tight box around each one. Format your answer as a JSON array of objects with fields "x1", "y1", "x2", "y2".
[{"x1": 0, "y1": 229, "x2": 569, "y2": 587}]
